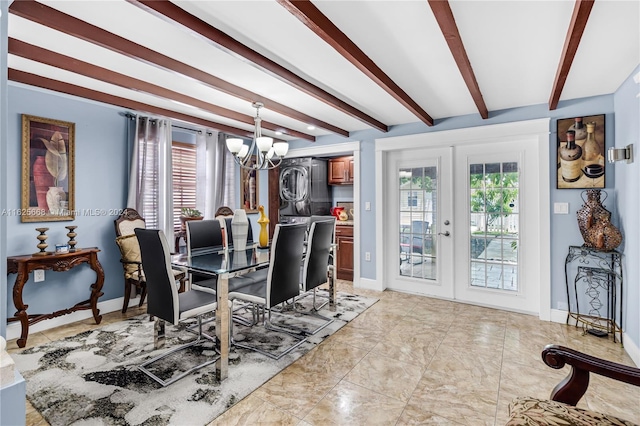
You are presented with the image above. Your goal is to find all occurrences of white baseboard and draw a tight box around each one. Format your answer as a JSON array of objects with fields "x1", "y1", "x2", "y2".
[
  {"x1": 355, "y1": 277, "x2": 383, "y2": 291},
  {"x1": 5, "y1": 297, "x2": 132, "y2": 341},
  {"x1": 550, "y1": 308, "x2": 639, "y2": 368}
]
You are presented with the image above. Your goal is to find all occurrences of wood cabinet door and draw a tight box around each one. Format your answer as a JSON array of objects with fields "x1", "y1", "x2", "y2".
[
  {"x1": 329, "y1": 158, "x2": 347, "y2": 184},
  {"x1": 335, "y1": 225, "x2": 354, "y2": 280}
]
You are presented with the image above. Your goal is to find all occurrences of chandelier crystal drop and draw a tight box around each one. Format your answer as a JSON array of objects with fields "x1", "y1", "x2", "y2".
[{"x1": 225, "y1": 102, "x2": 289, "y2": 170}]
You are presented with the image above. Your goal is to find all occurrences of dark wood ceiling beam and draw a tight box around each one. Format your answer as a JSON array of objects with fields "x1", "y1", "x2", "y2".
[
  {"x1": 8, "y1": 68, "x2": 257, "y2": 137},
  {"x1": 277, "y1": 0, "x2": 434, "y2": 126},
  {"x1": 428, "y1": 0, "x2": 488, "y2": 119},
  {"x1": 8, "y1": 38, "x2": 315, "y2": 141},
  {"x1": 8, "y1": 0, "x2": 346, "y2": 137},
  {"x1": 548, "y1": 0, "x2": 594, "y2": 110},
  {"x1": 127, "y1": 0, "x2": 388, "y2": 133}
]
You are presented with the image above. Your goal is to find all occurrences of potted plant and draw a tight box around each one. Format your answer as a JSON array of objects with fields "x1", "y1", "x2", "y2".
[{"x1": 180, "y1": 207, "x2": 203, "y2": 230}]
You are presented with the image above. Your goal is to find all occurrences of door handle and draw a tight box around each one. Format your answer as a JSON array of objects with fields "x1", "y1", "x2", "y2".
[{"x1": 438, "y1": 231, "x2": 451, "y2": 237}]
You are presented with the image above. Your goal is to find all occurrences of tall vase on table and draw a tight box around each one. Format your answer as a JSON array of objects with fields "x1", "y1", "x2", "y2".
[
  {"x1": 257, "y1": 205, "x2": 269, "y2": 248},
  {"x1": 231, "y1": 209, "x2": 249, "y2": 251}
]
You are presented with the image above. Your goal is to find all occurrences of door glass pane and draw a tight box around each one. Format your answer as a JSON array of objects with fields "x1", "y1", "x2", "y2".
[
  {"x1": 399, "y1": 166, "x2": 437, "y2": 280},
  {"x1": 469, "y1": 162, "x2": 519, "y2": 291}
]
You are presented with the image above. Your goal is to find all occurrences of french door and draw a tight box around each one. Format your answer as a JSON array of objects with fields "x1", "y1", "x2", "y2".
[{"x1": 384, "y1": 139, "x2": 541, "y2": 314}]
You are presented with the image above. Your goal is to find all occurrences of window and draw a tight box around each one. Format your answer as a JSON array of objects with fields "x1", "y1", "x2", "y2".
[{"x1": 172, "y1": 141, "x2": 197, "y2": 231}]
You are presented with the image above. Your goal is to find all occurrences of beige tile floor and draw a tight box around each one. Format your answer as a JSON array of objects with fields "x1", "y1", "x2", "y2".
[{"x1": 7, "y1": 281, "x2": 640, "y2": 425}]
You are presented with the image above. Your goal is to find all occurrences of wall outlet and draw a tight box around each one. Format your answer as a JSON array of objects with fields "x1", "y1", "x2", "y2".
[
  {"x1": 34, "y1": 269, "x2": 45, "y2": 282},
  {"x1": 365, "y1": 202, "x2": 371, "y2": 211},
  {"x1": 557, "y1": 301, "x2": 568, "y2": 311},
  {"x1": 365, "y1": 252, "x2": 371, "y2": 261}
]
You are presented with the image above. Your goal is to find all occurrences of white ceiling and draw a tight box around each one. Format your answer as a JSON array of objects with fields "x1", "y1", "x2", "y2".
[{"x1": 7, "y1": 0, "x2": 640, "y2": 142}]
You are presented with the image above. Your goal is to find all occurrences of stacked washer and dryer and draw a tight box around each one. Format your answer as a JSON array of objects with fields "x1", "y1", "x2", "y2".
[{"x1": 278, "y1": 157, "x2": 332, "y2": 224}]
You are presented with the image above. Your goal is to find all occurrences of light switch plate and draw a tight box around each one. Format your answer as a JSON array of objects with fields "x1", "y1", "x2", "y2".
[
  {"x1": 365, "y1": 202, "x2": 371, "y2": 211},
  {"x1": 553, "y1": 202, "x2": 569, "y2": 214}
]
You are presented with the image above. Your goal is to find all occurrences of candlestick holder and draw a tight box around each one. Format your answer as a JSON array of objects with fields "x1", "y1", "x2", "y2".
[
  {"x1": 34, "y1": 228, "x2": 50, "y2": 256},
  {"x1": 65, "y1": 226, "x2": 78, "y2": 252}
]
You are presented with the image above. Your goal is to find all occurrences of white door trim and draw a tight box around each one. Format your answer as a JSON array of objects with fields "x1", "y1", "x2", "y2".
[
  {"x1": 285, "y1": 141, "x2": 361, "y2": 289},
  {"x1": 375, "y1": 119, "x2": 551, "y2": 320}
]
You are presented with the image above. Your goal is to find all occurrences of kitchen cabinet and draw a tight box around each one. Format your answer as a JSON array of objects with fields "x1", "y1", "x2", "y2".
[
  {"x1": 328, "y1": 156, "x2": 354, "y2": 185},
  {"x1": 335, "y1": 224, "x2": 353, "y2": 281}
]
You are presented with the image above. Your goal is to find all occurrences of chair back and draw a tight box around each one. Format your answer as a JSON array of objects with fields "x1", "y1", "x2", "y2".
[
  {"x1": 186, "y1": 219, "x2": 224, "y2": 256},
  {"x1": 114, "y1": 208, "x2": 146, "y2": 237},
  {"x1": 302, "y1": 220, "x2": 334, "y2": 292},
  {"x1": 135, "y1": 229, "x2": 179, "y2": 324},
  {"x1": 266, "y1": 223, "x2": 307, "y2": 308},
  {"x1": 224, "y1": 217, "x2": 254, "y2": 247}
]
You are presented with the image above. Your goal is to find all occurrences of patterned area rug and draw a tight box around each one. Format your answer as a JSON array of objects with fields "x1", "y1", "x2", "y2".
[{"x1": 12, "y1": 291, "x2": 377, "y2": 426}]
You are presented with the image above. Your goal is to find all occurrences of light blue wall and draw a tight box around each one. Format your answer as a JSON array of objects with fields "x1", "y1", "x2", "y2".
[
  {"x1": 4, "y1": 84, "x2": 130, "y2": 318},
  {"x1": 2, "y1": 63, "x2": 637, "y2": 355},
  {"x1": 613, "y1": 65, "x2": 640, "y2": 352},
  {"x1": 1, "y1": 0, "x2": 9, "y2": 338}
]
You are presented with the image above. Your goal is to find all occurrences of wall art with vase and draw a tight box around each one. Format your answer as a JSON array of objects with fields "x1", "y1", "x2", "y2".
[
  {"x1": 21, "y1": 114, "x2": 75, "y2": 222},
  {"x1": 556, "y1": 114, "x2": 606, "y2": 189}
]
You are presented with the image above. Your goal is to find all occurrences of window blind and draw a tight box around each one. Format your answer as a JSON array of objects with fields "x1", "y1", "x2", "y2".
[{"x1": 172, "y1": 141, "x2": 197, "y2": 231}]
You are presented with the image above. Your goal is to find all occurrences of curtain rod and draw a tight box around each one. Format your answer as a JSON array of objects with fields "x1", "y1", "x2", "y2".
[{"x1": 121, "y1": 112, "x2": 213, "y2": 135}]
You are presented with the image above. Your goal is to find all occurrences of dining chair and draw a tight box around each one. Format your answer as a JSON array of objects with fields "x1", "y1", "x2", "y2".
[
  {"x1": 135, "y1": 228, "x2": 227, "y2": 387},
  {"x1": 228, "y1": 223, "x2": 308, "y2": 359},
  {"x1": 185, "y1": 219, "x2": 224, "y2": 294},
  {"x1": 297, "y1": 219, "x2": 336, "y2": 334},
  {"x1": 114, "y1": 208, "x2": 186, "y2": 313}
]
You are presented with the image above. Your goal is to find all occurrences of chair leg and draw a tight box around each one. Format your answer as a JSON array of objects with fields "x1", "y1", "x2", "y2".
[
  {"x1": 140, "y1": 316, "x2": 220, "y2": 387},
  {"x1": 122, "y1": 279, "x2": 132, "y2": 313},
  {"x1": 232, "y1": 305, "x2": 307, "y2": 360},
  {"x1": 138, "y1": 283, "x2": 147, "y2": 307}
]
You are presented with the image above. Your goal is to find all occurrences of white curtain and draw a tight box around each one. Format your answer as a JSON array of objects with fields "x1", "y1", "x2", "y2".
[
  {"x1": 196, "y1": 131, "x2": 236, "y2": 218},
  {"x1": 126, "y1": 116, "x2": 174, "y2": 243}
]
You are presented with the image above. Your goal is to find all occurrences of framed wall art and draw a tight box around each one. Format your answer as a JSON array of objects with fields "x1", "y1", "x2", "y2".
[
  {"x1": 556, "y1": 114, "x2": 605, "y2": 189},
  {"x1": 21, "y1": 114, "x2": 75, "y2": 222},
  {"x1": 239, "y1": 156, "x2": 259, "y2": 213}
]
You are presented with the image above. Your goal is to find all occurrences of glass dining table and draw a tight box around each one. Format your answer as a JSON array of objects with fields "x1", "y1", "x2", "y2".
[{"x1": 171, "y1": 243, "x2": 337, "y2": 380}]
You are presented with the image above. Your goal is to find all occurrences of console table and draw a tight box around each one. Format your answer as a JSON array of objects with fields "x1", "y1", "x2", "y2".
[
  {"x1": 6, "y1": 248, "x2": 105, "y2": 348},
  {"x1": 564, "y1": 245, "x2": 623, "y2": 344}
]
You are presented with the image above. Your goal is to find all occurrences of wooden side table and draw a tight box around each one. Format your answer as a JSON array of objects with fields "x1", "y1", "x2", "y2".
[{"x1": 6, "y1": 247, "x2": 105, "y2": 348}]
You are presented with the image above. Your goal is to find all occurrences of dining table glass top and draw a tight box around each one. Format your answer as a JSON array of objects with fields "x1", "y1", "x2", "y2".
[{"x1": 171, "y1": 243, "x2": 270, "y2": 276}]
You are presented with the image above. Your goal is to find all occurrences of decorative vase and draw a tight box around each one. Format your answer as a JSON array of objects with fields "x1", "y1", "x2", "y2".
[
  {"x1": 46, "y1": 186, "x2": 66, "y2": 215},
  {"x1": 576, "y1": 189, "x2": 611, "y2": 243},
  {"x1": 257, "y1": 205, "x2": 269, "y2": 248},
  {"x1": 584, "y1": 216, "x2": 622, "y2": 251},
  {"x1": 32, "y1": 156, "x2": 55, "y2": 210},
  {"x1": 231, "y1": 209, "x2": 249, "y2": 251}
]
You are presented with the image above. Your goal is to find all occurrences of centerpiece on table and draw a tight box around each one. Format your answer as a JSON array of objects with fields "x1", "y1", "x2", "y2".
[{"x1": 180, "y1": 207, "x2": 203, "y2": 231}]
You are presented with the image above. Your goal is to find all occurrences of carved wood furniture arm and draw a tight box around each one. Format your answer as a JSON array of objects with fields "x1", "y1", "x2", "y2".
[{"x1": 542, "y1": 344, "x2": 640, "y2": 406}]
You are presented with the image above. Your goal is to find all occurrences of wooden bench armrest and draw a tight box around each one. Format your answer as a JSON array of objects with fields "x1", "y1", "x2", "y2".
[{"x1": 542, "y1": 344, "x2": 640, "y2": 406}]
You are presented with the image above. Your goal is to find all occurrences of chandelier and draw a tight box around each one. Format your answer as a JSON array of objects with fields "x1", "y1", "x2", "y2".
[{"x1": 225, "y1": 102, "x2": 289, "y2": 170}]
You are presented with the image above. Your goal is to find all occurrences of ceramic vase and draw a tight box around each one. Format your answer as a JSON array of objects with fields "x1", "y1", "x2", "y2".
[
  {"x1": 231, "y1": 209, "x2": 249, "y2": 251},
  {"x1": 46, "y1": 186, "x2": 66, "y2": 215}
]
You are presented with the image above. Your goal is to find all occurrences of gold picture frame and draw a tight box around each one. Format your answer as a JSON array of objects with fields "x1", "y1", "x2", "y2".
[
  {"x1": 240, "y1": 156, "x2": 259, "y2": 213},
  {"x1": 21, "y1": 114, "x2": 75, "y2": 222}
]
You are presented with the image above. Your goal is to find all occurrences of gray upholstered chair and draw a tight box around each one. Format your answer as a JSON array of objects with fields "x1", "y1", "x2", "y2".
[
  {"x1": 135, "y1": 228, "x2": 223, "y2": 387},
  {"x1": 229, "y1": 223, "x2": 308, "y2": 359}
]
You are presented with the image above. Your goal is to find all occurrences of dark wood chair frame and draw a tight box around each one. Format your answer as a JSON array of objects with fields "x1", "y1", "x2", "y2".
[
  {"x1": 114, "y1": 208, "x2": 186, "y2": 313},
  {"x1": 541, "y1": 344, "x2": 640, "y2": 406}
]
